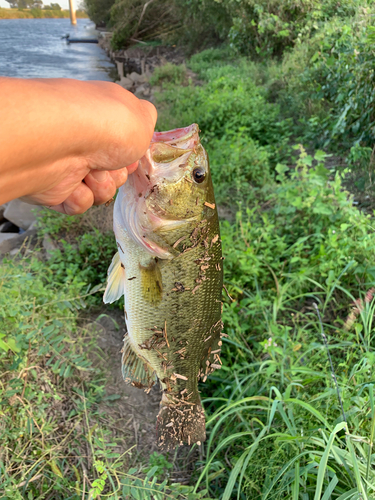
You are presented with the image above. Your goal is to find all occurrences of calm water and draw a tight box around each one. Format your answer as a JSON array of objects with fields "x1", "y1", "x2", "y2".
[{"x1": 0, "y1": 18, "x2": 114, "y2": 80}]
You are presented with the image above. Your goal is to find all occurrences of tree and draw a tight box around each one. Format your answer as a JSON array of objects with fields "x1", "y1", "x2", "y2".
[
  {"x1": 5, "y1": 0, "x2": 18, "y2": 8},
  {"x1": 6, "y1": 0, "x2": 45, "y2": 8},
  {"x1": 84, "y1": 0, "x2": 115, "y2": 26},
  {"x1": 17, "y1": 0, "x2": 31, "y2": 8},
  {"x1": 44, "y1": 2, "x2": 62, "y2": 9}
]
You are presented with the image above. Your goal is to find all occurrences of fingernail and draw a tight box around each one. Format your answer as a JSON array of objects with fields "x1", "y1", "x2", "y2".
[{"x1": 91, "y1": 170, "x2": 108, "y2": 182}]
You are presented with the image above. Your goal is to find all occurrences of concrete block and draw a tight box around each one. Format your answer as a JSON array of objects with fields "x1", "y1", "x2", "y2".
[
  {"x1": 0, "y1": 222, "x2": 37, "y2": 255},
  {"x1": 116, "y1": 60, "x2": 124, "y2": 79},
  {"x1": 9, "y1": 247, "x2": 21, "y2": 257},
  {"x1": 4, "y1": 200, "x2": 41, "y2": 230},
  {"x1": 0, "y1": 233, "x2": 19, "y2": 254},
  {"x1": 0, "y1": 204, "x2": 7, "y2": 224},
  {"x1": 119, "y1": 77, "x2": 134, "y2": 90},
  {"x1": 128, "y1": 71, "x2": 147, "y2": 83}
]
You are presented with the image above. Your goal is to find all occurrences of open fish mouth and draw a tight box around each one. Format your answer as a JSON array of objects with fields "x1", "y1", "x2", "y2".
[
  {"x1": 152, "y1": 123, "x2": 200, "y2": 149},
  {"x1": 114, "y1": 124, "x2": 202, "y2": 259},
  {"x1": 128, "y1": 124, "x2": 200, "y2": 200}
]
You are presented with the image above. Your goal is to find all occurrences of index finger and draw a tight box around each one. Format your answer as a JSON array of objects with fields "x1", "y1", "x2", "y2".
[{"x1": 139, "y1": 99, "x2": 157, "y2": 130}]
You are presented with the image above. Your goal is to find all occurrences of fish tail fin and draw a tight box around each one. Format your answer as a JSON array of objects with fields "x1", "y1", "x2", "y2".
[{"x1": 156, "y1": 403, "x2": 206, "y2": 450}]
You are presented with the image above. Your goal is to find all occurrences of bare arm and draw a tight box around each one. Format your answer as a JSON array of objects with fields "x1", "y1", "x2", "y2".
[{"x1": 0, "y1": 77, "x2": 157, "y2": 214}]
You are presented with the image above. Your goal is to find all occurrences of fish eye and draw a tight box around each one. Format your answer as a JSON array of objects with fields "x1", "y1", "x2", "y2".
[{"x1": 192, "y1": 167, "x2": 206, "y2": 184}]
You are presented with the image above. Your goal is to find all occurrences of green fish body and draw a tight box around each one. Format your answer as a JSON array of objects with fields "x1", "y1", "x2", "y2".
[{"x1": 104, "y1": 124, "x2": 223, "y2": 449}]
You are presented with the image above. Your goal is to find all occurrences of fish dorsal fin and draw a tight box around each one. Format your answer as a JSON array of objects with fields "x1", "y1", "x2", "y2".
[
  {"x1": 122, "y1": 334, "x2": 156, "y2": 389},
  {"x1": 103, "y1": 252, "x2": 125, "y2": 304}
]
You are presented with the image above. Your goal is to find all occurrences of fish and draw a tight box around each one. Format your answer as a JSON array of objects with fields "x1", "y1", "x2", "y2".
[{"x1": 103, "y1": 123, "x2": 223, "y2": 450}]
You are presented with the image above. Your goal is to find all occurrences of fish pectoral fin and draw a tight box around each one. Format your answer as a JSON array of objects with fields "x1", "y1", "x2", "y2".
[
  {"x1": 140, "y1": 258, "x2": 163, "y2": 306},
  {"x1": 122, "y1": 334, "x2": 156, "y2": 389},
  {"x1": 144, "y1": 231, "x2": 180, "y2": 259},
  {"x1": 103, "y1": 252, "x2": 125, "y2": 304}
]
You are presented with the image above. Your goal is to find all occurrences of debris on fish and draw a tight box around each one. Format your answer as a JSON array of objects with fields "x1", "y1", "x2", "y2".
[{"x1": 104, "y1": 123, "x2": 223, "y2": 450}]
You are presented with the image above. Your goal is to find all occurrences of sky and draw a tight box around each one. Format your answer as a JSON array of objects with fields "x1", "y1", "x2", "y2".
[{"x1": 0, "y1": 0, "x2": 74, "y2": 10}]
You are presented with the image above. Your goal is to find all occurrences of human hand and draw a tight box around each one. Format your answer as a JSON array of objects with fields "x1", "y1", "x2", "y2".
[{"x1": 0, "y1": 78, "x2": 157, "y2": 215}]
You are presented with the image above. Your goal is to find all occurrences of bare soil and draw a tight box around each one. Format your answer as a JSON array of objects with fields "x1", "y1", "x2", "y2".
[
  {"x1": 84, "y1": 309, "x2": 201, "y2": 483},
  {"x1": 90, "y1": 309, "x2": 161, "y2": 454}
]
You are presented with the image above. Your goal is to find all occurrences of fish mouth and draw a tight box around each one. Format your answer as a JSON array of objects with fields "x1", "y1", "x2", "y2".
[
  {"x1": 116, "y1": 124, "x2": 202, "y2": 259},
  {"x1": 134, "y1": 124, "x2": 200, "y2": 197},
  {"x1": 152, "y1": 123, "x2": 200, "y2": 150}
]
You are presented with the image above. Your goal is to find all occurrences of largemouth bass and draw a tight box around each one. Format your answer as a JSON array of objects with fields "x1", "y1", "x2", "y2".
[{"x1": 103, "y1": 124, "x2": 223, "y2": 450}]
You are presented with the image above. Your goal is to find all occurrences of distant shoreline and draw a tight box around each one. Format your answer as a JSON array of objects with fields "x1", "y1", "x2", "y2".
[{"x1": 0, "y1": 8, "x2": 88, "y2": 19}]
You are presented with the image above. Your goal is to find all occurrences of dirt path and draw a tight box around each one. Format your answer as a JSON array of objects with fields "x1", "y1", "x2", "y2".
[
  {"x1": 86, "y1": 310, "x2": 200, "y2": 483},
  {"x1": 90, "y1": 310, "x2": 161, "y2": 453}
]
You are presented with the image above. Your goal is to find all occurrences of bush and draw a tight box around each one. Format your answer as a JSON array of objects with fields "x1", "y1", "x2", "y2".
[
  {"x1": 208, "y1": 131, "x2": 272, "y2": 203},
  {"x1": 226, "y1": 0, "x2": 361, "y2": 56},
  {"x1": 198, "y1": 148, "x2": 375, "y2": 498},
  {"x1": 305, "y1": 13, "x2": 375, "y2": 150},
  {"x1": 149, "y1": 62, "x2": 187, "y2": 86},
  {"x1": 84, "y1": 0, "x2": 115, "y2": 26},
  {"x1": 169, "y1": 0, "x2": 364, "y2": 56},
  {"x1": 109, "y1": 0, "x2": 179, "y2": 50},
  {"x1": 156, "y1": 56, "x2": 293, "y2": 203}
]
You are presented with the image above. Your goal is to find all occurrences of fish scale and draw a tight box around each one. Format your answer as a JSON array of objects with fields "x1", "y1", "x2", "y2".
[{"x1": 104, "y1": 124, "x2": 223, "y2": 449}]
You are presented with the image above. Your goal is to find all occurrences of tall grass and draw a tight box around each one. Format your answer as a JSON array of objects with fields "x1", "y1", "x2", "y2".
[
  {"x1": 0, "y1": 248, "x2": 212, "y2": 498},
  {"x1": 152, "y1": 48, "x2": 375, "y2": 495}
]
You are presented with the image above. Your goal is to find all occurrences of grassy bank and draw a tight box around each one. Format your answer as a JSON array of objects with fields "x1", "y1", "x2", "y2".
[
  {"x1": 3, "y1": 1, "x2": 375, "y2": 498},
  {"x1": 0, "y1": 216, "x2": 208, "y2": 499},
  {"x1": 151, "y1": 39, "x2": 375, "y2": 498},
  {"x1": 0, "y1": 7, "x2": 87, "y2": 19}
]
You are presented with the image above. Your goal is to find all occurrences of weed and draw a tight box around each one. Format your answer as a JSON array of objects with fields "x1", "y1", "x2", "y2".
[
  {"x1": 0, "y1": 252, "x2": 212, "y2": 498},
  {"x1": 5, "y1": 3, "x2": 375, "y2": 496},
  {"x1": 150, "y1": 63, "x2": 187, "y2": 86}
]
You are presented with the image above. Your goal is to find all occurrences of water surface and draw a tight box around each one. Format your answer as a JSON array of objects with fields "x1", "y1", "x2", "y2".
[{"x1": 0, "y1": 18, "x2": 114, "y2": 80}]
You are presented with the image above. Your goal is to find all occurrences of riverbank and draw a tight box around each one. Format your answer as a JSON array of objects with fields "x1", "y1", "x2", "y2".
[{"x1": 0, "y1": 7, "x2": 87, "y2": 19}]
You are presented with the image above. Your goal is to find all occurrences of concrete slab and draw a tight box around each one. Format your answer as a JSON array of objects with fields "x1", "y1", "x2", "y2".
[
  {"x1": 0, "y1": 222, "x2": 37, "y2": 255},
  {"x1": 0, "y1": 203, "x2": 9, "y2": 224},
  {"x1": 119, "y1": 77, "x2": 133, "y2": 90},
  {"x1": 0, "y1": 233, "x2": 19, "y2": 254},
  {"x1": 4, "y1": 200, "x2": 41, "y2": 230},
  {"x1": 128, "y1": 71, "x2": 147, "y2": 83}
]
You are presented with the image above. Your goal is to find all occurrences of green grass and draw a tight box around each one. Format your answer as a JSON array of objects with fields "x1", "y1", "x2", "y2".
[
  {"x1": 3, "y1": 9, "x2": 375, "y2": 497},
  {"x1": 152, "y1": 47, "x2": 375, "y2": 498},
  {"x1": 149, "y1": 63, "x2": 187, "y2": 86},
  {"x1": 0, "y1": 7, "x2": 87, "y2": 18},
  {"x1": 0, "y1": 248, "x2": 213, "y2": 499},
  {"x1": 194, "y1": 151, "x2": 375, "y2": 498}
]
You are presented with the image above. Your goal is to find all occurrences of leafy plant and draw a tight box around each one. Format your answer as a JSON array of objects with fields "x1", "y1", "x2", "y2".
[
  {"x1": 150, "y1": 63, "x2": 187, "y2": 86},
  {"x1": 144, "y1": 452, "x2": 173, "y2": 479}
]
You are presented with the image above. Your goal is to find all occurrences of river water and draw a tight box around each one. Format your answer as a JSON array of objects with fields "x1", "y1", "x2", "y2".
[{"x1": 0, "y1": 18, "x2": 114, "y2": 80}]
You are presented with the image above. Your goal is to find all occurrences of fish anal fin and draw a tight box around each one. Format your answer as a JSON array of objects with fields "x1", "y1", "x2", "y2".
[
  {"x1": 122, "y1": 334, "x2": 156, "y2": 390},
  {"x1": 103, "y1": 252, "x2": 125, "y2": 304},
  {"x1": 139, "y1": 258, "x2": 163, "y2": 306}
]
